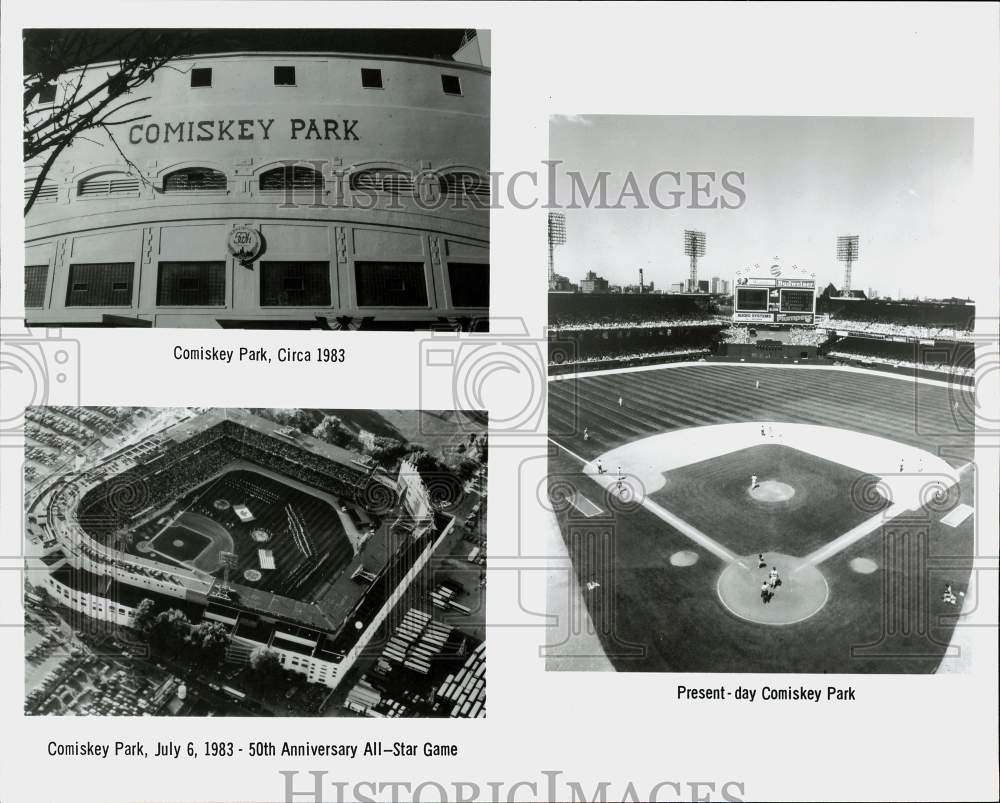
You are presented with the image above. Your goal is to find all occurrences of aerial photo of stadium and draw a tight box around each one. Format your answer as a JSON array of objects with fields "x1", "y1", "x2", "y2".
[
  {"x1": 544, "y1": 115, "x2": 984, "y2": 674},
  {"x1": 24, "y1": 407, "x2": 487, "y2": 716}
]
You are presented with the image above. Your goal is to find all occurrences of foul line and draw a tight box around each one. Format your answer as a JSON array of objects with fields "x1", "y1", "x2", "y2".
[
  {"x1": 801, "y1": 502, "x2": 909, "y2": 568},
  {"x1": 549, "y1": 437, "x2": 738, "y2": 564},
  {"x1": 549, "y1": 437, "x2": 590, "y2": 467}
]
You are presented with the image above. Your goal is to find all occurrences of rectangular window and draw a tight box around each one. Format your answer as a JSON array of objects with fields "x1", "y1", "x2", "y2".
[
  {"x1": 190, "y1": 68, "x2": 212, "y2": 88},
  {"x1": 361, "y1": 68, "x2": 383, "y2": 89},
  {"x1": 65, "y1": 263, "x2": 134, "y2": 307},
  {"x1": 354, "y1": 262, "x2": 428, "y2": 307},
  {"x1": 38, "y1": 84, "x2": 56, "y2": 104},
  {"x1": 260, "y1": 262, "x2": 331, "y2": 307},
  {"x1": 447, "y1": 263, "x2": 490, "y2": 307},
  {"x1": 25, "y1": 264, "x2": 49, "y2": 308},
  {"x1": 274, "y1": 66, "x2": 296, "y2": 86},
  {"x1": 156, "y1": 261, "x2": 226, "y2": 306},
  {"x1": 441, "y1": 74, "x2": 462, "y2": 95}
]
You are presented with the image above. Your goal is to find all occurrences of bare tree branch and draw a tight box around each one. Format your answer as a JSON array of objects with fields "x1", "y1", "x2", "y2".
[
  {"x1": 23, "y1": 30, "x2": 193, "y2": 213},
  {"x1": 99, "y1": 123, "x2": 156, "y2": 188}
]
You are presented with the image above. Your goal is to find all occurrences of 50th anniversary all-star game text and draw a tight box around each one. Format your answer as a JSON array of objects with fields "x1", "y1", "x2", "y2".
[{"x1": 47, "y1": 740, "x2": 459, "y2": 760}]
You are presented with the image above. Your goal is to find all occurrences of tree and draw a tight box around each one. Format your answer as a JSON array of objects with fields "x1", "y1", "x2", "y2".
[
  {"x1": 372, "y1": 442, "x2": 409, "y2": 468},
  {"x1": 149, "y1": 608, "x2": 191, "y2": 655},
  {"x1": 247, "y1": 648, "x2": 292, "y2": 697},
  {"x1": 132, "y1": 598, "x2": 157, "y2": 634},
  {"x1": 23, "y1": 30, "x2": 195, "y2": 214},
  {"x1": 187, "y1": 621, "x2": 230, "y2": 666},
  {"x1": 413, "y1": 452, "x2": 446, "y2": 475},
  {"x1": 456, "y1": 459, "x2": 479, "y2": 483},
  {"x1": 312, "y1": 415, "x2": 343, "y2": 443}
]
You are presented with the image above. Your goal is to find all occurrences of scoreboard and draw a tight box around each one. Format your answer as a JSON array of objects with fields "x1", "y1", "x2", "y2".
[{"x1": 732, "y1": 266, "x2": 816, "y2": 324}]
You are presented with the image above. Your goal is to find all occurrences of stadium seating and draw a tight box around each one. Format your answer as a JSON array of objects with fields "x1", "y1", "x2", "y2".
[{"x1": 818, "y1": 298, "x2": 975, "y2": 342}]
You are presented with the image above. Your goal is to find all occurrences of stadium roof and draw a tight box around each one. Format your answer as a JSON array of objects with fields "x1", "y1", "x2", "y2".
[
  {"x1": 159, "y1": 409, "x2": 385, "y2": 483},
  {"x1": 24, "y1": 29, "x2": 477, "y2": 74}
]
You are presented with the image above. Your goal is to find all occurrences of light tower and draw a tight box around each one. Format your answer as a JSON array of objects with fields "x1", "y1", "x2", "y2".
[
  {"x1": 683, "y1": 230, "x2": 706, "y2": 293},
  {"x1": 837, "y1": 235, "x2": 859, "y2": 296},
  {"x1": 214, "y1": 551, "x2": 239, "y2": 598},
  {"x1": 547, "y1": 211, "x2": 567, "y2": 288}
]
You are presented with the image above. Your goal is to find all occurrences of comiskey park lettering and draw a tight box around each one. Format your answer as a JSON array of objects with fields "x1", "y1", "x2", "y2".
[{"x1": 128, "y1": 118, "x2": 360, "y2": 144}]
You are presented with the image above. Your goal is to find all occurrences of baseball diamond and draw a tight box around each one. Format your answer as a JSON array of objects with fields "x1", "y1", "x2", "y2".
[{"x1": 547, "y1": 362, "x2": 975, "y2": 673}]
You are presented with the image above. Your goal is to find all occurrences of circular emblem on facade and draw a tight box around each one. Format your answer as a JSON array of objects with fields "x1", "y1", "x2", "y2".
[
  {"x1": 769, "y1": 263, "x2": 782, "y2": 276},
  {"x1": 227, "y1": 226, "x2": 262, "y2": 263}
]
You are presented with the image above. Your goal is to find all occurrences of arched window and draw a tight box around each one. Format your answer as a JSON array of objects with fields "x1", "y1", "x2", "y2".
[
  {"x1": 78, "y1": 171, "x2": 140, "y2": 198},
  {"x1": 349, "y1": 168, "x2": 414, "y2": 195},
  {"x1": 439, "y1": 171, "x2": 489, "y2": 202},
  {"x1": 163, "y1": 167, "x2": 227, "y2": 192},
  {"x1": 24, "y1": 178, "x2": 58, "y2": 203},
  {"x1": 259, "y1": 165, "x2": 324, "y2": 191}
]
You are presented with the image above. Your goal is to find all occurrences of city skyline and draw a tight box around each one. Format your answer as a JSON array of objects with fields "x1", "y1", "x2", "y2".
[{"x1": 549, "y1": 115, "x2": 977, "y2": 300}]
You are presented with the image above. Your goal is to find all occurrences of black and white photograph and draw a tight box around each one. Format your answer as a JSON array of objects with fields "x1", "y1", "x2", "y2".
[
  {"x1": 2, "y1": 4, "x2": 998, "y2": 803},
  {"x1": 23, "y1": 29, "x2": 490, "y2": 330},
  {"x1": 24, "y1": 407, "x2": 487, "y2": 716},
  {"x1": 546, "y1": 115, "x2": 981, "y2": 674}
]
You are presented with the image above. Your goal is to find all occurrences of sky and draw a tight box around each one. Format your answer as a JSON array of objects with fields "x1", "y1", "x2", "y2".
[{"x1": 549, "y1": 116, "x2": 976, "y2": 299}]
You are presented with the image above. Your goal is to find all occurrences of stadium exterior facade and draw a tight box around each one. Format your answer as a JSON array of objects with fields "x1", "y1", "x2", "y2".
[
  {"x1": 25, "y1": 410, "x2": 456, "y2": 690},
  {"x1": 24, "y1": 49, "x2": 489, "y2": 329}
]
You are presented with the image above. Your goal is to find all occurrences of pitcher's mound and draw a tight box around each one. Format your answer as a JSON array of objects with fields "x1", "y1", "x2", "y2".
[
  {"x1": 748, "y1": 480, "x2": 795, "y2": 502},
  {"x1": 718, "y1": 553, "x2": 828, "y2": 625}
]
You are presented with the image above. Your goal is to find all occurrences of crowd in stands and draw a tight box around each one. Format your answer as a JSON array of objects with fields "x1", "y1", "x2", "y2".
[
  {"x1": 818, "y1": 298, "x2": 975, "y2": 342},
  {"x1": 550, "y1": 346, "x2": 709, "y2": 369},
  {"x1": 722, "y1": 326, "x2": 829, "y2": 347},
  {"x1": 827, "y1": 350, "x2": 975, "y2": 379},
  {"x1": 549, "y1": 320, "x2": 720, "y2": 372},
  {"x1": 549, "y1": 292, "x2": 719, "y2": 332},
  {"x1": 789, "y1": 327, "x2": 829, "y2": 346},
  {"x1": 550, "y1": 314, "x2": 720, "y2": 332},
  {"x1": 44, "y1": 479, "x2": 186, "y2": 586},
  {"x1": 819, "y1": 318, "x2": 974, "y2": 343}
]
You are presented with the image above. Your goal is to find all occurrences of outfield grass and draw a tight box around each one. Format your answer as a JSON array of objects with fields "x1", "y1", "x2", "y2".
[{"x1": 550, "y1": 364, "x2": 972, "y2": 467}]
